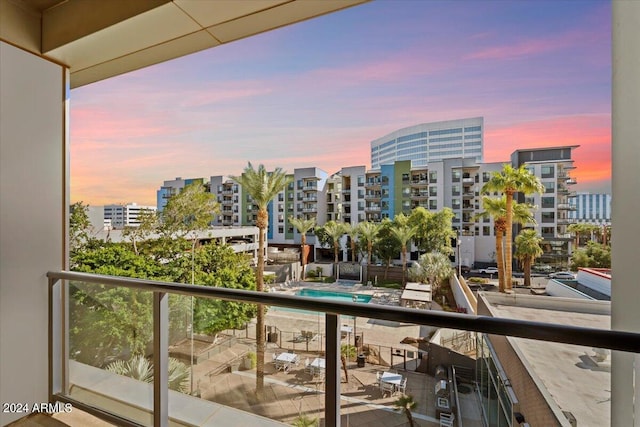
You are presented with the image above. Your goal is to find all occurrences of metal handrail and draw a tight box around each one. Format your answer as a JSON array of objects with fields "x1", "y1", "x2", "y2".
[{"x1": 47, "y1": 270, "x2": 640, "y2": 353}]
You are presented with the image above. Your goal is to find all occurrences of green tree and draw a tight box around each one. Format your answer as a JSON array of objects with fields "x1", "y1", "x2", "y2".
[
  {"x1": 231, "y1": 163, "x2": 292, "y2": 398},
  {"x1": 122, "y1": 208, "x2": 158, "y2": 256},
  {"x1": 409, "y1": 252, "x2": 452, "y2": 294},
  {"x1": 567, "y1": 223, "x2": 601, "y2": 248},
  {"x1": 289, "y1": 216, "x2": 316, "y2": 279},
  {"x1": 515, "y1": 229, "x2": 543, "y2": 287},
  {"x1": 482, "y1": 164, "x2": 544, "y2": 291},
  {"x1": 192, "y1": 243, "x2": 257, "y2": 335},
  {"x1": 571, "y1": 241, "x2": 611, "y2": 269},
  {"x1": 390, "y1": 217, "x2": 417, "y2": 286},
  {"x1": 70, "y1": 201, "x2": 98, "y2": 262},
  {"x1": 373, "y1": 218, "x2": 402, "y2": 279},
  {"x1": 393, "y1": 394, "x2": 417, "y2": 427},
  {"x1": 408, "y1": 207, "x2": 456, "y2": 255},
  {"x1": 357, "y1": 221, "x2": 380, "y2": 278},
  {"x1": 476, "y1": 197, "x2": 536, "y2": 292},
  {"x1": 344, "y1": 222, "x2": 360, "y2": 262},
  {"x1": 71, "y1": 243, "x2": 161, "y2": 366},
  {"x1": 316, "y1": 220, "x2": 346, "y2": 263}
]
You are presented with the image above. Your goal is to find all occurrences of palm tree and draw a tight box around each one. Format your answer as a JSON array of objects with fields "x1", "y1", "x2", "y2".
[
  {"x1": 357, "y1": 221, "x2": 380, "y2": 280},
  {"x1": 515, "y1": 229, "x2": 544, "y2": 287},
  {"x1": 322, "y1": 220, "x2": 346, "y2": 263},
  {"x1": 289, "y1": 216, "x2": 316, "y2": 280},
  {"x1": 482, "y1": 164, "x2": 543, "y2": 291},
  {"x1": 409, "y1": 252, "x2": 453, "y2": 294},
  {"x1": 393, "y1": 394, "x2": 417, "y2": 427},
  {"x1": 477, "y1": 196, "x2": 536, "y2": 292},
  {"x1": 231, "y1": 162, "x2": 291, "y2": 398},
  {"x1": 390, "y1": 223, "x2": 417, "y2": 286},
  {"x1": 344, "y1": 222, "x2": 359, "y2": 262}
]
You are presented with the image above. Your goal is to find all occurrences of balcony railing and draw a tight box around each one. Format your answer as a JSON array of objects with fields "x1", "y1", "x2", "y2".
[{"x1": 47, "y1": 271, "x2": 640, "y2": 427}]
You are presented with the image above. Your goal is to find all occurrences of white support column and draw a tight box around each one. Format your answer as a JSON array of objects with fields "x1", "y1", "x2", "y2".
[
  {"x1": 611, "y1": 2, "x2": 640, "y2": 426},
  {"x1": 0, "y1": 41, "x2": 68, "y2": 425}
]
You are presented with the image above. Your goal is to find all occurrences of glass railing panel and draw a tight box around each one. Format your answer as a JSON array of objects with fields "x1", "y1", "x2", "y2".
[
  {"x1": 167, "y1": 297, "x2": 327, "y2": 426},
  {"x1": 67, "y1": 280, "x2": 154, "y2": 426}
]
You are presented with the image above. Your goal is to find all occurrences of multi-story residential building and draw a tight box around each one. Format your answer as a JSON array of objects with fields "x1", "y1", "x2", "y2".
[
  {"x1": 362, "y1": 146, "x2": 579, "y2": 268},
  {"x1": 370, "y1": 117, "x2": 484, "y2": 168},
  {"x1": 511, "y1": 146, "x2": 578, "y2": 267},
  {"x1": 209, "y1": 176, "x2": 242, "y2": 227},
  {"x1": 570, "y1": 192, "x2": 612, "y2": 225},
  {"x1": 209, "y1": 168, "x2": 329, "y2": 247},
  {"x1": 156, "y1": 177, "x2": 206, "y2": 212},
  {"x1": 325, "y1": 166, "x2": 367, "y2": 225},
  {"x1": 103, "y1": 203, "x2": 157, "y2": 229}
]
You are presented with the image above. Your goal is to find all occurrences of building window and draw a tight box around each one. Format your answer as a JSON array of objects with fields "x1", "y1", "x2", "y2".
[
  {"x1": 482, "y1": 172, "x2": 491, "y2": 182},
  {"x1": 429, "y1": 171, "x2": 437, "y2": 183},
  {"x1": 543, "y1": 181, "x2": 555, "y2": 193},
  {"x1": 278, "y1": 226, "x2": 284, "y2": 234},
  {"x1": 542, "y1": 197, "x2": 555, "y2": 209},
  {"x1": 429, "y1": 200, "x2": 437, "y2": 210},
  {"x1": 429, "y1": 187, "x2": 437, "y2": 197},
  {"x1": 357, "y1": 176, "x2": 364, "y2": 186},
  {"x1": 452, "y1": 185, "x2": 461, "y2": 196},
  {"x1": 452, "y1": 170, "x2": 461, "y2": 182},
  {"x1": 542, "y1": 212, "x2": 555, "y2": 223},
  {"x1": 541, "y1": 165, "x2": 554, "y2": 178},
  {"x1": 483, "y1": 226, "x2": 491, "y2": 236},
  {"x1": 452, "y1": 199, "x2": 460, "y2": 209}
]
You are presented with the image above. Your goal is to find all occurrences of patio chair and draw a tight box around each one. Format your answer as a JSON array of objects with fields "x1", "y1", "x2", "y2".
[
  {"x1": 380, "y1": 381, "x2": 395, "y2": 397},
  {"x1": 398, "y1": 377, "x2": 407, "y2": 394},
  {"x1": 440, "y1": 413, "x2": 455, "y2": 427}
]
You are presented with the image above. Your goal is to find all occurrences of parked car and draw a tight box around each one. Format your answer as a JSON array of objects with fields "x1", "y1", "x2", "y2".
[
  {"x1": 548, "y1": 271, "x2": 576, "y2": 280},
  {"x1": 478, "y1": 266, "x2": 499, "y2": 274}
]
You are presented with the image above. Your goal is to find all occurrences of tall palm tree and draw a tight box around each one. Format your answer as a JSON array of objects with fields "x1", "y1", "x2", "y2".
[
  {"x1": 231, "y1": 163, "x2": 291, "y2": 398},
  {"x1": 289, "y1": 216, "x2": 316, "y2": 280},
  {"x1": 515, "y1": 229, "x2": 544, "y2": 288},
  {"x1": 322, "y1": 220, "x2": 346, "y2": 263},
  {"x1": 390, "y1": 223, "x2": 417, "y2": 286},
  {"x1": 482, "y1": 164, "x2": 543, "y2": 291},
  {"x1": 393, "y1": 394, "x2": 417, "y2": 427},
  {"x1": 477, "y1": 196, "x2": 536, "y2": 292},
  {"x1": 357, "y1": 221, "x2": 380, "y2": 280},
  {"x1": 344, "y1": 222, "x2": 360, "y2": 262}
]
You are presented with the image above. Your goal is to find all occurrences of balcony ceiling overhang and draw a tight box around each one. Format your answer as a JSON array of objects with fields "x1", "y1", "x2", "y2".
[{"x1": 1, "y1": 0, "x2": 368, "y2": 88}]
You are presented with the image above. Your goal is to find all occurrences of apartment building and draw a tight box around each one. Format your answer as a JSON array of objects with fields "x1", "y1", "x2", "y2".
[
  {"x1": 156, "y1": 177, "x2": 206, "y2": 212},
  {"x1": 325, "y1": 166, "x2": 367, "y2": 225},
  {"x1": 570, "y1": 192, "x2": 612, "y2": 225},
  {"x1": 370, "y1": 117, "x2": 484, "y2": 169},
  {"x1": 511, "y1": 146, "x2": 579, "y2": 266},
  {"x1": 103, "y1": 203, "x2": 157, "y2": 229},
  {"x1": 209, "y1": 176, "x2": 242, "y2": 227}
]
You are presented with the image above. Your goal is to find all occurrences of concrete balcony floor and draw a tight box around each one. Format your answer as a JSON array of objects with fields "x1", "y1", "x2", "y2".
[{"x1": 8, "y1": 410, "x2": 114, "y2": 427}]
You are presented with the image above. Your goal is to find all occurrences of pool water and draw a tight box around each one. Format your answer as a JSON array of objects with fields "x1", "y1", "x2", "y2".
[
  {"x1": 270, "y1": 288, "x2": 371, "y2": 316},
  {"x1": 297, "y1": 288, "x2": 372, "y2": 303}
]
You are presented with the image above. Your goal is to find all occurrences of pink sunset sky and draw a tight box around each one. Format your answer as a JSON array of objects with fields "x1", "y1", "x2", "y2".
[{"x1": 70, "y1": 1, "x2": 611, "y2": 207}]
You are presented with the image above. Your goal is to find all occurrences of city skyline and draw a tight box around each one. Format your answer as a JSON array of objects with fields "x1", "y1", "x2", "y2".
[{"x1": 70, "y1": 0, "x2": 611, "y2": 207}]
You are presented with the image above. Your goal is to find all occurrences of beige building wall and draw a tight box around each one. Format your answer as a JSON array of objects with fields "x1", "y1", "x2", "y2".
[{"x1": 0, "y1": 41, "x2": 67, "y2": 425}]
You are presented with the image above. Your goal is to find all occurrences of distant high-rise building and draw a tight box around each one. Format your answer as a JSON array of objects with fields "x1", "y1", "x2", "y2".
[
  {"x1": 570, "y1": 192, "x2": 612, "y2": 225},
  {"x1": 370, "y1": 117, "x2": 483, "y2": 168},
  {"x1": 103, "y1": 203, "x2": 157, "y2": 228}
]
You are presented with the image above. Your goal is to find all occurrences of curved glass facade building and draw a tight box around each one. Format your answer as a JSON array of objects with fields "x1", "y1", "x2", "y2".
[{"x1": 371, "y1": 117, "x2": 484, "y2": 168}]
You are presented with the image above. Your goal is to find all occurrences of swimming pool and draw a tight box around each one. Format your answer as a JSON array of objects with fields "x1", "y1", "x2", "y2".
[
  {"x1": 296, "y1": 288, "x2": 372, "y2": 303},
  {"x1": 269, "y1": 288, "x2": 371, "y2": 315}
]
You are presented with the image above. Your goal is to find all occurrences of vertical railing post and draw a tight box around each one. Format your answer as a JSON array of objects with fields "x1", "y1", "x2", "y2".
[
  {"x1": 49, "y1": 277, "x2": 62, "y2": 400},
  {"x1": 325, "y1": 313, "x2": 341, "y2": 427},
  {"x1": 153, "y1": 292, "x2": 169, "y2": 427}
]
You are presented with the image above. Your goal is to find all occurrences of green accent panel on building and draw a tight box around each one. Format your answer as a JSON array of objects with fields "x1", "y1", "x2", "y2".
[{"x1": 394, "y1": 160, "x2": 412, "y2": 216}]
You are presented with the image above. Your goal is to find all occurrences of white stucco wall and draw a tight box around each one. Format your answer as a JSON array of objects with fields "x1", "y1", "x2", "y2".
[{"x1": 0, "y1": 42, "x2": 67, "y2": 425}]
